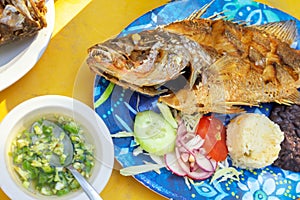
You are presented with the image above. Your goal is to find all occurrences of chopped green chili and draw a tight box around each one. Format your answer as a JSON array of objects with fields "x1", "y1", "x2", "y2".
[{"x1": 11, "y1": 116, "x2": 95, "y2": 196}]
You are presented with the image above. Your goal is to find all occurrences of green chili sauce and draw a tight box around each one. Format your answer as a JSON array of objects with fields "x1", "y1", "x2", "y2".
[{"x1": 10, "y1": 116, "x2": 95, "y2": 196}]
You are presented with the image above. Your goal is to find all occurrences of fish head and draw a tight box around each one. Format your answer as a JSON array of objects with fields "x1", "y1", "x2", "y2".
[
  {"x1": 87, "y1": 44, "x2": 131, "y2": 78},
  {"x1": 87, "y1": 34, "x2": 171, "y2": 87},
  {"x1": 87, "y1": 29, "x2": 213, "y2": 95}
]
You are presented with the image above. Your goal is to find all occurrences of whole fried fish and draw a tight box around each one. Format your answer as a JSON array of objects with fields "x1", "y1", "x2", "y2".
[
  {"x1": 87, "y1": 3, "x2": 300, "y2": 114},
  {"x1": 0, "y1": 0, "x2": 47, "y2": 46}
]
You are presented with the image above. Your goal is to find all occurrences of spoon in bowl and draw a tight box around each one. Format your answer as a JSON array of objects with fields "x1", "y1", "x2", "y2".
[{"x1": 32, "y1": 120, "x2": 102, "y2": 200}]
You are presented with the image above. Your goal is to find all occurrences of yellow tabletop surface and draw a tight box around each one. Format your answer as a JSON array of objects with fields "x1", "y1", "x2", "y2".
[{"x1": 0, "y1": 0, "x2": 299, "y2": 199}]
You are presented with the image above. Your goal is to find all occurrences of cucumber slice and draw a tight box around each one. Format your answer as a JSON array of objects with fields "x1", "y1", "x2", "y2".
[{"x1": 134, "y1": 111, "x2": 177, "y2": 156}]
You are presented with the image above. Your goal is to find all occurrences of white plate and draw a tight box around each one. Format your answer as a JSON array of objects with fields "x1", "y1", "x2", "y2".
[
  {"x1": 0, "y1": 0, "x2": 55, "y2": 91},
  {"x1": 0, "y1": 95, "x2": 114, "y2": 200}
]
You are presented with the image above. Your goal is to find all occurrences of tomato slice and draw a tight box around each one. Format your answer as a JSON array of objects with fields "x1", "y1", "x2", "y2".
[
  {"x1": 196, "y1": 116, "x2": 211, "y2": 139},
  {"x1": 196, "y1": 115, "x2": 228, "y2": 161}
]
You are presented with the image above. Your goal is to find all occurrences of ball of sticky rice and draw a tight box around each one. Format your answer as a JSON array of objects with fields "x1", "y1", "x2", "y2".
[{"x1": 226, "y1": 113, "x2": 284, "y2": 169}]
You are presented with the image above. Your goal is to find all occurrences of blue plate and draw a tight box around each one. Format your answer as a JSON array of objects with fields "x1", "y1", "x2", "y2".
[{"x1": 93, "y1": 0, "x2": 300, "y2": 199}]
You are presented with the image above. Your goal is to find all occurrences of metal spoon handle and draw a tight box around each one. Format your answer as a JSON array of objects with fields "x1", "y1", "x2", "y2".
[{"x1": 67, "y1": 165, "x2": 102, "y2": 200}]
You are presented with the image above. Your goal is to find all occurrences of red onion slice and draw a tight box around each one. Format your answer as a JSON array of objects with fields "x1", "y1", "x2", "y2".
[
  {"x1": 164, "y1": 118, "x2": 219, "y2": 181},
  {"x1": 180, "y1": 152, "x2": 190, "y2": 163},
  {"x1": 175, "y1": 147, "x2": 191, "y2": 173},
  {"x1": 187, "y1": 168, "x2": 214, "y2": 180},
  {"x1": 185, "y1": 135, "x2": 204, "y2": 150},
  {"x1": 194, "y1": 152, "x2": 214, "y2": 172},
  {"x1": 164, "y1": 152, "x2": 187, "y2": 176}
]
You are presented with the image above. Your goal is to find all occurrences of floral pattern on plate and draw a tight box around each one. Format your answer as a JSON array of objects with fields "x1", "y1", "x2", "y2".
[{"x1": 93, "y1": 0, "x2": 300, "y2": 199}]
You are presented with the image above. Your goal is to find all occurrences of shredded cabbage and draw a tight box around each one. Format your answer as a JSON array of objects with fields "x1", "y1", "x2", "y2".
[
  {"x1": 180, "y1": 112, "x2": 202, "y2": 132},
  {"x1": 120, "y1": 163, "x2": 165, "y2": 176},
  {"x1": 114, "y1": 103, "x2": 242, "y2": 186},
  {"x1": 157, "y1": 102, "x2": 178, "y2": 129},
  {"x1": 209, "y1": 166, "x2": 242, "y2": 184},
  {"x1": 111, "y1": 131, "x2": 134, "y2": 138}
]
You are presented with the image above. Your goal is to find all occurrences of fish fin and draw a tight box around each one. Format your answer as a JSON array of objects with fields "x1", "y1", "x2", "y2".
[
  {"x1": 89, "y1": 66, "x2": 166, "y2": 96},
  {"x1": 281, "y1": 89, "x2": 300, "y2": 105},
  {"x1": 187, "y1": 0, "x2": 215, "y2": 20},
  {"x1": 208, "y1": 56, "x2": 250, "y2": 80},
  {"x1": 159, "y1": 92, "x2": 246, "y2": 114},
  {"x1": 225, "y1": 102, "x2": 259, "y2": 107},
  {"x1": 223, "y1": 106, "x2": 245, "y2": 114},
  {"x1": 158, "y1": 90, "x2": 201, "y2": 114},
  {"x1": 273, "y1": 89, "x2": 300, "y2": 105},
  {"x1": 252, "y1": 20, "x2": 297, "y2": 45},
  {"x1": 209, "y1": 104, "x2": 245, "y2": 114}
]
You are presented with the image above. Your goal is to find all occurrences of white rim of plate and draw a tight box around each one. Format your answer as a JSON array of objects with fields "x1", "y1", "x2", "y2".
[{"x1": 0, "y1": 0, "x2": 55, "y2": 91}]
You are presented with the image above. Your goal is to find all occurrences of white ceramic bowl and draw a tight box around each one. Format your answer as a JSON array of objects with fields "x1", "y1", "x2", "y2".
[{"x1": 0, "y1": 95, "x2": 114, "y2": 200}]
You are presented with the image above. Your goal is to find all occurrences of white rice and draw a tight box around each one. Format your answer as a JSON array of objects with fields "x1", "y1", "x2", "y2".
[{"x1": 226, "y1": 113, "x2": 284, "y2": 169}]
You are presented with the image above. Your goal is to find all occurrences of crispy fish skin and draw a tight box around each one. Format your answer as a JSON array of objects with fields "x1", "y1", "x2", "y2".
[
  {"x1": 0, "y1": 0, "x2": 47, "y2": 46},
  {"x1": 87, "y1": 28, "x2": 215, "y2": 96},
  {"x1": 164, "y1": 19, "x2": 300, "y2": 84},
  {"x1": 157, "y1": 18, "x2": 300, "y2": 113},
  {"x1": 87, "y1": 4, "x2": 300, "y2": 114},
  {"x1": 159, "y1": 56, "x2": 300, "y2": 114}
]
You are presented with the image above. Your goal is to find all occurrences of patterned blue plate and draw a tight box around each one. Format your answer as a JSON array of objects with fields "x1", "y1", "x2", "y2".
[{"x1": 93, "y1": 0, "x2": 300, "y2": 199}]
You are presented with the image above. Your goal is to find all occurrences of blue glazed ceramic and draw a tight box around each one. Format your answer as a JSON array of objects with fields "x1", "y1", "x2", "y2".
[{"x1": 93, "y1": 0, "x2": 300, "y2": 199}]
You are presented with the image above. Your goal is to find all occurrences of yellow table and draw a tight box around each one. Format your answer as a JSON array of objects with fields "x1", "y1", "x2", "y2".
[{"x1": 0, "y1": 0, "x2": 299, "y2": 199}]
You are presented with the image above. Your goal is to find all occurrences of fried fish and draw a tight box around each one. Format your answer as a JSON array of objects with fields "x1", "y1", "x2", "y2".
[
  {"x1": 0, "y1": 0, "x2": 47, "y2": 46},
  {"x1": 87, "y1": 1, "x2": 300, "y2": 114}
]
